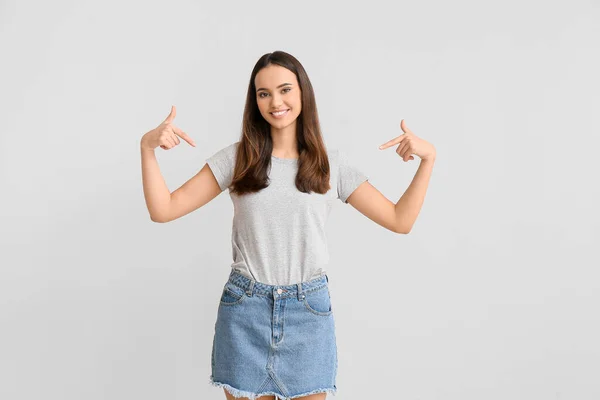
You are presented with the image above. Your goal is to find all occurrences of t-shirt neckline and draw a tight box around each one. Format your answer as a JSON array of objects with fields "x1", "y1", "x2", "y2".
[{"x1": 271, "y1": 155, "x2": 299, "y2": 164}]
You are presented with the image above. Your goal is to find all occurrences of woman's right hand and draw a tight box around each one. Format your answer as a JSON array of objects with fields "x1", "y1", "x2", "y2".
[{"x1": 141, "y1": 105, "x2": 196, "y2": 150}]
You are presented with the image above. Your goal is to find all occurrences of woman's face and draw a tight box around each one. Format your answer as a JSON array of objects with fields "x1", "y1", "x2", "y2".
[{"x1": 255, "y1": 64, "x2": 302, "y2": 129}]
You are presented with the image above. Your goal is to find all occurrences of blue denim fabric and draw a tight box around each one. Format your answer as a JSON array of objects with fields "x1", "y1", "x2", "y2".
[{"x1": 210, "y1": 270, "x2": 338, "y2": 399}]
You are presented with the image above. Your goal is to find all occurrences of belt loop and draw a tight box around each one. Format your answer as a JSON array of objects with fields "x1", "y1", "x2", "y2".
[
  {"x1": 297, "y1": 282, "x2": 305, "y2": 301},
  {"x1": 246, "y1": 279, "x2": 254, "y2": 297}
]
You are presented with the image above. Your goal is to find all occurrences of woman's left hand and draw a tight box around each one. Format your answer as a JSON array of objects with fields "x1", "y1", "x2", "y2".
[{"x1": 378, "y1": 119, "x2": 436, "y2": 162}]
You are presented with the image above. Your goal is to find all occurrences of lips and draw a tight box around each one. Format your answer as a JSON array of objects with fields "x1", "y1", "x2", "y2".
[{"x1": 270, "y1": 109, "x2": 290, "y2": 118}]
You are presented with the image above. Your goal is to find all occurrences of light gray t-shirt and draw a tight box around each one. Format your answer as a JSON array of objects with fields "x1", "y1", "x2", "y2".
[{"x1": 206, "y1": 141, "x2": 368, "y2": 286}]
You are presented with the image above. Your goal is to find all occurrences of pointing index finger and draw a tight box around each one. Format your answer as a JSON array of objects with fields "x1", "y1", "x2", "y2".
[
  {"x1": 379, "y1": 134, "x2": 407, "y2": 149},
  {"x1": 172, "y1": 125, "x2": 196, "y2": 147}
]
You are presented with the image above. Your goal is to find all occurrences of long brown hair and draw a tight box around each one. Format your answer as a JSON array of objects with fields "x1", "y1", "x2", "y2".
[{"x1": 229, "y1": 51, "x2": 331, "y2": 196}]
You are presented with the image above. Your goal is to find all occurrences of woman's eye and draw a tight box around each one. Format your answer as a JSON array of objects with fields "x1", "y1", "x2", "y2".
[{"x1": 258, "y1": 88, "x2": 291, "y2": 98}]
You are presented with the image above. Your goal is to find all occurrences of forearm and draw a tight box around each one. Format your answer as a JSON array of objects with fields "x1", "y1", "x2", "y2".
[
  {"x1": 140, "y1": 144, "x2": 171, "y2": 221},
  {"x1": 394, "y1": 157, "x2": 435, "y2": 232}
]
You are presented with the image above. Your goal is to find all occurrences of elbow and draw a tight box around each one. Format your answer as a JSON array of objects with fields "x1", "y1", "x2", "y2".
[
  {"x1": 148, "y1": 204, "x2": 172, "y2": 223},
  {"x1": 394, "y1": 213, "x2": 412, "y2": 234},
  {"x1": 395, "y1": 224, "x2": 412, "y2": 234},
  {"x1": 149, "y1": 212, "x2": 168, "y2": 223}
]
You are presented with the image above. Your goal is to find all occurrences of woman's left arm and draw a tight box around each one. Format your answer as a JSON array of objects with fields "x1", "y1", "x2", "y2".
[
  {"x1": 346, "y1": 119, "x2": 436, "y2": 234},
  {"x1": 392, "y1": 156, "x2": 435, "y2": 233}
]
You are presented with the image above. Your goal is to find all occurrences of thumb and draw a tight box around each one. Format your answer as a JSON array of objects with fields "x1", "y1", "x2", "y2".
[{"x1": 163, "y1": 105, "x2": 176, "y2": 124}]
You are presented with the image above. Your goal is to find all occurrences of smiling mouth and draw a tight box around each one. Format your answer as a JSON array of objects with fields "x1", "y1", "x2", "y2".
[{"x1": 270, "y1": 109, "x2": 290, "y2": 117}]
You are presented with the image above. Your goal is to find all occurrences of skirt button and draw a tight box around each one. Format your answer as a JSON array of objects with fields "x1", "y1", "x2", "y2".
[{"x1": 277, "y1": 288, "x2": 283, "y2": 294}]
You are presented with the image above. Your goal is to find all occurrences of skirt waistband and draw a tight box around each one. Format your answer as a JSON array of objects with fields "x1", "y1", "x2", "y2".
[{"x1": 226, "y1": 270, "x2": 329, "y2": 299}]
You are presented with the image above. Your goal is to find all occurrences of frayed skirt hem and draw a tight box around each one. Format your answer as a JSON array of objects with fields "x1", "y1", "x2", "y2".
[{"x1": 209, "y1": 375, "x2": 337, "y2": 399}]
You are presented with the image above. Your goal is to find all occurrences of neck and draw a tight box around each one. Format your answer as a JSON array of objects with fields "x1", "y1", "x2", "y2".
[{"x1": 271, "y1": 121, "x2": 298, "y2": 158}]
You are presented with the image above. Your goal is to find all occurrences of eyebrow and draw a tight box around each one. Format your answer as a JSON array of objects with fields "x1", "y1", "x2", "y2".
[{"x1": 256, "y1": 83, "x2": 292, "y2": 92}]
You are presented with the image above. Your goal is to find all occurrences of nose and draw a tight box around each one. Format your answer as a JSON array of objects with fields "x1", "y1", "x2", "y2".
[{"x1": 271, "y1": 94, "x2": 283, "y2": 107}]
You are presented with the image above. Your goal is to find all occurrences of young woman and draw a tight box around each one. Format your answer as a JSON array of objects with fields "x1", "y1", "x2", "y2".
[{"x1": 140, "y1": 51, "x2": 436, "y2": 400}]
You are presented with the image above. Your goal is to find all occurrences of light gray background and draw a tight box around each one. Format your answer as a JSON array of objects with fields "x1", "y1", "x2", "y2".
[{"x1": 1, "y1": 1, "x2": 599, "y2": 399}]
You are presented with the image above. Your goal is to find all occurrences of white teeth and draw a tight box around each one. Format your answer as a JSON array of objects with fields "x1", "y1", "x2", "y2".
[{"x1": 271, "y1": 109, "x2": 289, "y2": 116}]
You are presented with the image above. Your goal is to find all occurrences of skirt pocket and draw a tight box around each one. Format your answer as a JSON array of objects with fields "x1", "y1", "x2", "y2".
[
  {"x1": 302, "y1": 286, "x2": 333, "y2": 316},
  {"x1": 219, "y1": 282, "x2": 246, "y2": 306}
]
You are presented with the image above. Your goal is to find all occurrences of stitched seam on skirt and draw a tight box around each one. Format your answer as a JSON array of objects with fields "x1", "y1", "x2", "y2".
[{"x1": 269, "y1": 369, "x2": 288, "y2": 396}]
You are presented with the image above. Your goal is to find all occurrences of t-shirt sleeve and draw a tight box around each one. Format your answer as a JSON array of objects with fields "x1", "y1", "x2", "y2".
[
  {"x1": 205, "y1": 142, "x2": 238, "y2": 192},
  {"x1": 337, "y1": 149, "x2": 369, "y2": 204}
]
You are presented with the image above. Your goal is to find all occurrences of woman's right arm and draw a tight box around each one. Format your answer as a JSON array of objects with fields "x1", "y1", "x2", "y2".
[
  {"x1": 141, "y1": 143, "x2": 223, "y2": 222},
  {"x1": 140, "y1": 106, "x2": 223, "y2": 223},
  {"x1": 140, "y1": 144, "x2": 172, "y2": 222}
]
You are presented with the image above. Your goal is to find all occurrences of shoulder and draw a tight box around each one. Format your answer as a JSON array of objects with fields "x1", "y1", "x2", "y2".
[
  {"x1": 326, "y1": 147, "x2": 348, "y2": 167},
  {"x1": 205, "y1": 141, "x2": 240, "y2": 191},
  {"x1": 222, "y1": 141, "x2": 240, "y2": 155}
]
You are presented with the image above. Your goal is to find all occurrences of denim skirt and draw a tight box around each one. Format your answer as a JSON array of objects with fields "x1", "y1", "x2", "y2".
[{"x1": 209, "y1": 269, "x2": 338, "y2": 399}]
